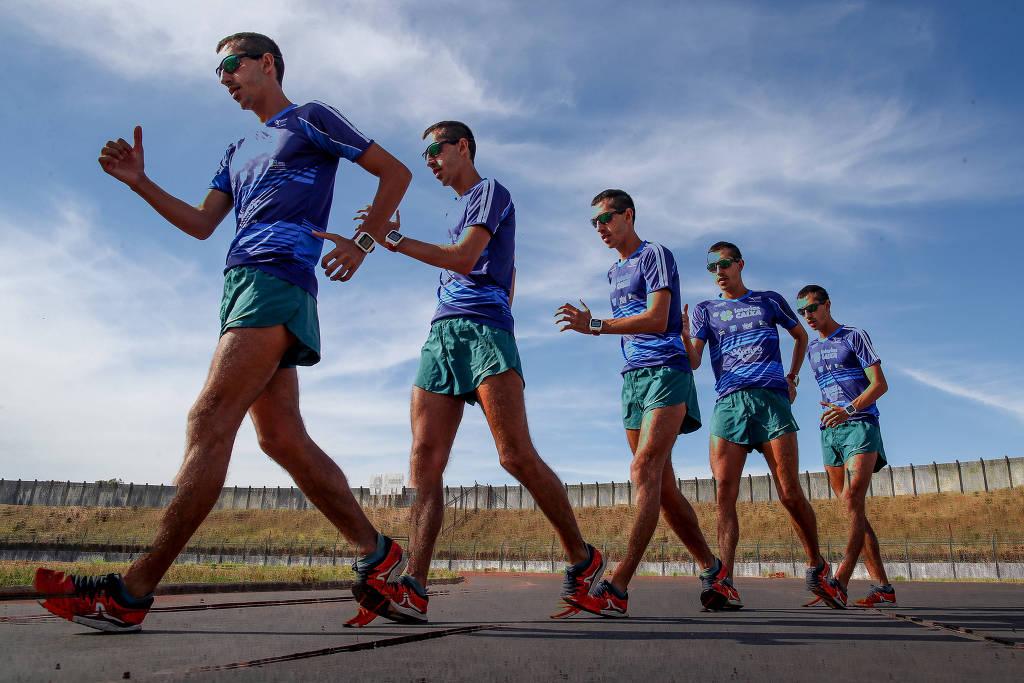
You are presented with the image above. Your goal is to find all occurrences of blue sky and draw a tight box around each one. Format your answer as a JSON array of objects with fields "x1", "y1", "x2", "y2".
[{"x1": 1, "y1": 0, "x2": 1022, "y2": 488}]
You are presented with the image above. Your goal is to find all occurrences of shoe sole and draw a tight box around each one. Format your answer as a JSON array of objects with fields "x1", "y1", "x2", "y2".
[
  {"x1": 351, "y1": 583, "x2": 426, "y2": 625},
  {"x1": 562, "y1": 597, "x2": 627, "y2": 618},
  {"x1": 700, "y1": 589, "x2": 743, "y2": 611},
  {"x1": 808, "y1": 585, "x2": 846, "y2": 609}
]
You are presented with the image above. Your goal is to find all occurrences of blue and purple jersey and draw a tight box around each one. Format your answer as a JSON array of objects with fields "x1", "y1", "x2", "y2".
[
  {"x1": 431, "y1": 178, "x2": 516, "y2": 333},
  {"x1": 608, "y1": 241, "x2": 688, "y2": 374},
  {"x1": 209, "y1": 101, "x2": 373, "y2": 297},
  {"x1": 691, "y1": 290, "x2": 800, "y2": 400},
  {"x1": 808, "y1": 325, "x2": 881, "y2": 426}
]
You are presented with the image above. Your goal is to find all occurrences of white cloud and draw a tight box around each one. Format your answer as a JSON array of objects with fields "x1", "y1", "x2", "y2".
[
  {"x1": 3, "y1": 0, "x2": 517, "y2": 123},
  {"x1": 899, "y1": 366, "x2": 1024, "y2": 423}
]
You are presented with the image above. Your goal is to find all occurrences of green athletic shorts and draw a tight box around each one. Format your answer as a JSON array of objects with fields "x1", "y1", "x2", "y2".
[
  {"x1": 219, "y1": 266, "x2": 321, "y2": 368},
  {"x1": 621, "y1": 366, "x2": 702, "y2": 434},
  {"x1": 820, "y1": 421, "x2": 887, "y2": 472},
  {"x1": 710, "y1": 387, "x2": 798, "y2": 450},
  {"x1": 414, "y1": 317, "x2": 524, "y2": 406}
]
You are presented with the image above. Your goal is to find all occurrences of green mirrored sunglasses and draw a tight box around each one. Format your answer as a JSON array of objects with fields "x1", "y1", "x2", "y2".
[
  {"x1": 590, "y1": 210, "x2": 624, "y2": 228},
  {"x1": 422, "y1": 139, "x2": 459, "y2": 160},
  {"x1": 216, "y1": 53, "x2": 266, "y2": 77},
  {"x1": 706, "y1": 257, "x2": 738, "y2": 273},
  {"x1": 797, "y1": 301, "x2": 827, "y2": 316}
]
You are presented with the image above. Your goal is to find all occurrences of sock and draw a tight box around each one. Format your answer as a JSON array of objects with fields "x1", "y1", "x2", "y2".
[
  {"x1": 355, "y1": 533, "x2": 388, "y2": 571},
  {"x1": 111, "y1": 575, "x2": 154, "y2": 608},
  {"x1": 570, "y1": 544, "x2": 594, "y2": 572},
  {"x1": 605, "y1": 581, "x2": 628, "y2": 599}
]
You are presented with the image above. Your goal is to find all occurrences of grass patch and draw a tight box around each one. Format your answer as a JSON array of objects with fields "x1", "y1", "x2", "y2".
[
  {"x1": 2, "y1": 488, "x2": 1022, "y2": 563},
  {"x1": 0, "y1": 560, "x2": 458, "y2": 589}
]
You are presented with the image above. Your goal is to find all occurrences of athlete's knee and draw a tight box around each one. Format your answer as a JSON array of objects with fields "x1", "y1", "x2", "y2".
[
  {"x1": 776, "y1": 484, "x2": 807, "y2": 511},
  {"x1": 630, "y1": 450, "x2": 662, "y2": 484},
  {"x1": 257, "y1": 427, "x2": 308, "y2": 462},
  {"x1": 842, "y1": 488, "x2": 865, "y2": 515},
  {"x1": 498, "y1": 444, "x2": 539, "y2": 478},
  {"x1": 410, "y1": 441, "x2": 449, "y2": 478},
  {"x1": 186, "y1": 395, "x2": 237, "y2": 448}
]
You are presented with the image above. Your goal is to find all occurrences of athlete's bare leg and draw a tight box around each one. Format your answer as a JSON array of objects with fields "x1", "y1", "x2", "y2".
[
  {"x1": 761, "y1": 432, "x2": 822, "y2": 566},
  {"x1": 658, "y1": 458, "x2": 716, "y2": 570},
  {"x1": 123, "y1": 326, "x2": 294, "y2": 597},
  {"x1": 609, "y1": 405, "x2": 681, "y2": 589},
  {"x1": 610, "y1": 404, "x2": 713, "y2": 590},
  {"x1": 476, "y1": 370, "x2": 588, "y2": 565},
  {"x1": 826, "y1": 454, "x2": 888, "y2": 586},
  {"x1": 248, "y1": 368, "x2": 379, "y2": 553},
  {"x1": 709, "y1": 436, "x2": 748, "y2": 576},
  {"x1": 406, "y1": 388, "x2": 465, "y2": 587}
]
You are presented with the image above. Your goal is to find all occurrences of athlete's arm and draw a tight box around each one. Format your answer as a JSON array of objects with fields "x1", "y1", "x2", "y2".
[
  {"x1": 510, "y1": 269, "x2": 516, "y2": 306},
  {"x1": 99, "y1": 126, "x2": 232, "y2": 240},
  {"x1": 352, "y1": 143, "x2": 412, "y2": 242},
  {"x1": 555, "y1": 290, "x2": 672, "y2": 335},
  {"x1": 392, "y1": 220, "x2": 492, "y2": 275},
  {"x1": 681, "y1": 305, "x2": 705, "y2": 370},
  {"x1": 821, "y1": 362, "x2": 888, "y2": 427},
  {"x1": 854, "y1": 362, "x2": 888, "y2": 409},
  {"x1": 785, "y1": 322, "x2": 809, "y2": 403}
]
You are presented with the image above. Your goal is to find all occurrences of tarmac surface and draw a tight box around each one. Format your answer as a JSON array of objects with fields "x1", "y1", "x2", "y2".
[{"x1": 2, "y1": 573, "x2": 1022, "y2": 682}]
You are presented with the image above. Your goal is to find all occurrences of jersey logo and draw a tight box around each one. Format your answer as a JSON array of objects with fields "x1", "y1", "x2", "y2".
[{"x1": 729, "y1": 345, "x2": 762, "y2": 363}]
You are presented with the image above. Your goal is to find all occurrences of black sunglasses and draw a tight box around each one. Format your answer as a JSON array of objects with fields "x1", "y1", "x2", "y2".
[{"x1": 216, "y1": 53, "x2": 268, "y2": 77}]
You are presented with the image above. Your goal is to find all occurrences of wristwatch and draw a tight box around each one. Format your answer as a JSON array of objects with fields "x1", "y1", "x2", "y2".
[
  {"x1": 354, "y1": 231, "x2": 376, "y2": 254},
  {"x1": 844, "y1": 403, "x2": 857, "y2": 416},
  {"x1": 786, "y1": 373, "x2": 799, "y2": 387},
  {"x1": 385, "y1": 229, "x2": 405, "y2": 250},
  {"x1": 589, "y1": 318, "x2": 604, "y2": 334}
]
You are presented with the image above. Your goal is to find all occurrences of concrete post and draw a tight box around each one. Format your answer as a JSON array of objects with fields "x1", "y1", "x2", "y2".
[
  {"x1": 955, "y1": 460, "x2": 964, "y2": 493},
  {"x1": 888, "y1": 466, "x2": 895, "y2": 497},
  {"x1": 933, "y1": 461, "x2": 940, "y2": 493},
  {"x1": 910, "y1": 463, "x2": 917, "y2": 496},
  {"x1": 981, "y1": 458, "x2": 989, "y2": 492},
  {"x1": 1007, "y1": 456, "x2": 1015, "y2": 488}
]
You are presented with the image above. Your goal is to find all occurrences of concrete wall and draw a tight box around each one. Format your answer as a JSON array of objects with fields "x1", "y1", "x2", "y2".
[{"x1": 2, "y1": 456, "x2": 1020, "y2": 510}]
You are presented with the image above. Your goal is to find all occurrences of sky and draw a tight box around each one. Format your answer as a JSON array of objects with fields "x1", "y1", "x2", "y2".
[{"x1": 1, "y1": 0, "x2": 1022, "y2": 488}]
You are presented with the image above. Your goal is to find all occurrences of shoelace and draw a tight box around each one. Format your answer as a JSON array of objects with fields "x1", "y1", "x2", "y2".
[
  {"x1": 561, "y1": 566, "x2": 579, "y2": 595},
  {"x1": 70, "y1": 574, "x2": 117, "y2": 599}
]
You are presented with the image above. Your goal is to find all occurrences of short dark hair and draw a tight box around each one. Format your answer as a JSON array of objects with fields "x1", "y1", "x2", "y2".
[
  {"x1": 591, "y1": 189, "x2": 635, "y2": 222},
  {"x1": 216, "y1": 32, "x2": 285, "y2": 84},
  {"x1": 422, "y1": 120, "x2": 476, "y2": 161},
  {"x1": 797, "y1": 284, "x2": 829, "y2": 302},
  {"x1": 708, "y1": 241, "x2": 742, "y2": 260}
]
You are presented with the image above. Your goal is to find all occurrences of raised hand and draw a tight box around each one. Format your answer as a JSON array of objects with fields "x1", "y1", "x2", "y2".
[
  {"x1": 681, "y1": 303, "x2": 691, "y2": 339},
  {"x1": 353, "y1": 204, "x2": 400, "y2": 236},
  {"x1": 98, "y1": 125, "x2": 146, "y2": 189},
  {"x1": 555, "y1": 300, "x2": 596, "y2": 334},
  {"x1": 312, "y1": 229, "x2": 366, "y2": 282}
]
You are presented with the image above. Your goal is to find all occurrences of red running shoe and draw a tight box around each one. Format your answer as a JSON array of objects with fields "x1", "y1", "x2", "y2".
[
  {"x1": 805, "y1": 559, "x2": 847, "y2": 609},
  {"x1": 855, "y1": 584, "x2": 897, "y2": 608},
  {"x1": 565, "y1": 579, "x2": 628, "y2": 618},
  {"x1": 35, "y1": 569, "x2": 153, "y2": 633},
  {"x1": 560, "y1": 544, "x2": 606, "y2": 606},
  {"x1": 347, "y1": 535, "x2": 411, "y2": 627},
  {"x1": 699, "y1": 558, "x2": 743, "y2": 611},
  {"x1": 386, "y1": 575, "x2": 429, "y2": 623}
]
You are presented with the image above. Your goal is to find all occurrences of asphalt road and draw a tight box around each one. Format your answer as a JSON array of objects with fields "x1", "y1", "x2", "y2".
[{"x1": 2, "y1": 574, "x2": 1022, "y2": 682}]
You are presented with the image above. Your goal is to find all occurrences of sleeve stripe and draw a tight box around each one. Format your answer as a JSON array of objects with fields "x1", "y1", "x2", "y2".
[
  {"x1": 652, "y1": 243, "x2": 669, "y2": 286},
  {"x1": 476, "y1": 179, "x2": 495, "y2": 225},
  {"x1": 311, "y1": 101, "x2": 371, "y2": 143}
]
